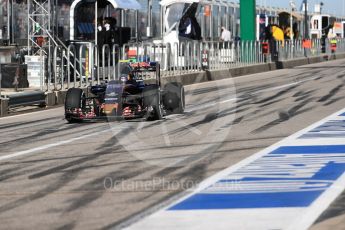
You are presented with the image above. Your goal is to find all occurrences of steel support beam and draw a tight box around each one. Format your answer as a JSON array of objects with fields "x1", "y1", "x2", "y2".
[
  {"x1": 240, "y1": 0, "x2": 256, "y2": 41},
  {"x1": 304, "y1": 0, "x2": 309, "y2": 39}
]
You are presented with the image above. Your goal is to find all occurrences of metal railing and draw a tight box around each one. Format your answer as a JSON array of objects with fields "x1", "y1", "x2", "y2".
[
  {"x1": 47, "y1": 38, "x2": 345, "y2": 91},
  {"x1": 50, "y1": 43, "x2": 121, "y2": 91},
  {"x1": 277, "y1": 38, "x2": 345, "y2": 61}
]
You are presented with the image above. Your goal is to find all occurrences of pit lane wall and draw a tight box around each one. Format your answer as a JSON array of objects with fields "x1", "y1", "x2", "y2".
[
  {"x1": 158, "y1": 54, "x2": 345, "y2": 86},
  {"x1": 1, "y1": 53, "x2": 345, "y2": 116}
]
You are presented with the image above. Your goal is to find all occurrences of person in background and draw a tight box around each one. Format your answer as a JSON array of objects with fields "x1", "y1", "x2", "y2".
[
  {"x1": 126, "y1": 73, "x2": 137, "y2": 85},
  {"x1": 97, "y1": 18, "x2": 105, "y2": 49},
  {"x1": 284, "y1": 26, "x2": 293, "y2": 40},
  {"x1": 220, "y1": 26, "x2": 231, "y2": 42},
  {"x1": 103, "y1": 19, "x2": 114, "y2": 46},
  {"x1": 220, "y1": 27, "x2": 231, "y2": 48},
  {"x1": 179, "y1": 16, "x2": 192, "y2": 38},
  {"x1": 178, "y1": 9, "x2": 201, "y2": 41},
  {"x1": 293, "y1": 22, "x2": 299, "y2": 39},
  {"x1": 265, "y1": 24, "x2": 279, "y2": 62}
]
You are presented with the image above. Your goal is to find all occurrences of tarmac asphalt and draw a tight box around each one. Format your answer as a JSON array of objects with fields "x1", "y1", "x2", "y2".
[{"x1": 1, "y1": 59, "x2": 345, "y2": 229}]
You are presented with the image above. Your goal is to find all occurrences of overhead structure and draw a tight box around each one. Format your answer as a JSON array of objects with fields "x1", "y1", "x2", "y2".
[
  {"x1": 240, "y1": 0, "x2": 256, "y2": 40},
  {"x1": 304, "y1": 0, "x2": 308, "y2": 39},
  {"x1": 69, "y1": 0, "x2": 142, "y2": 40},
  {"x1": 27, "y1": 0, "x2": 53, "y2": 55},
  {"x1": 108, "y1": 0, "x2": 141, "y2": 9}
]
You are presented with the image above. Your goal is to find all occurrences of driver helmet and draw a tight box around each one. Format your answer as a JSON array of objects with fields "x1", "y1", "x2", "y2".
[{"x1": 127, "y1": 73, "x2": 135, "y2": 82}]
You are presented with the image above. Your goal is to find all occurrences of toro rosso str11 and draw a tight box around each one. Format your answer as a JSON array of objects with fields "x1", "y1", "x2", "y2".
[{"x1": 64, "y1": 62, "x2": 185, "y2": 122}]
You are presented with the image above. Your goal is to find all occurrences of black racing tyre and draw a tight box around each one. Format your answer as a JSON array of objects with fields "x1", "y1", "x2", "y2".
[
  {"x1": 143, "y1": 86, "x2": 163, "y2": 121},
  {"x1": 65, "y1": 88, "x2": 84, "y2": 110},
  {"x1": 65, "y1": 88, "x2": 84, "y2": 123},
  {"x1": 65, "y1": 116, "x2": 80, "y2": 123},
  {"x1": 163, "y1": 82, "x2": 185, "y2": 114},
  {"x1": 39, "y1": 102, "x2": 47, "y2": 108},
  {"x1": 152, "y1": 92, "x2": 163, "y2": 120}
]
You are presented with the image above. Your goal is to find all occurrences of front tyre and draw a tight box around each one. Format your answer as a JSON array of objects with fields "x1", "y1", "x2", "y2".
[
  {"x1": 65, "y1": 88, "x2": 84, "y2": 123},
  {"x1": 143, "y1": 87, "x2": 163, "y2": 121}
]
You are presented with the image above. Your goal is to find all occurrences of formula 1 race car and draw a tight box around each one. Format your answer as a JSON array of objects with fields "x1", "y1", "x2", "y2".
[{"x1": 64, "y1": 62, "x2": 185, "y2": 122}]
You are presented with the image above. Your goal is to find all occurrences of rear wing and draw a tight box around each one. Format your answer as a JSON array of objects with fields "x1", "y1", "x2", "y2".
[
  {"x1": 130, "y1": 62, "x2": 158, "y2": 72},
  {"x1": 129, "y1": 62, "x2": 161, "y2": 87}
]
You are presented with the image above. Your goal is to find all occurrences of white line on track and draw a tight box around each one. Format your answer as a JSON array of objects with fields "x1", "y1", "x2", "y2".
[
  {"x1": 0, "y1": 128, "x2": 114, "y2": 162},
  {"x1": 251, "y1": 75, "x2": 320, "y2": 95},
  {"x1": 0, "y1": 107, "x2": 62, "y2": 120}
]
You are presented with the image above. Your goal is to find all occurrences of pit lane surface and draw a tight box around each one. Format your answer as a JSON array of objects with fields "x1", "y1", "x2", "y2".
[{"x1": 1, "y1": 59, "x2": 345, "y2": 229}]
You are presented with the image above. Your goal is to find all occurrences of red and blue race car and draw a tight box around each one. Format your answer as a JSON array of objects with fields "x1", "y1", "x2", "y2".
[{"x1": 64, "y1": 62, "x2": 185, "y2": 122}]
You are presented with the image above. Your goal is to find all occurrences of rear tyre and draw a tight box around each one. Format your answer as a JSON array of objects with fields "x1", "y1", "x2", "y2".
[{"x1": 163, "y1": 82, "x2": 185, "y2": 114}]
